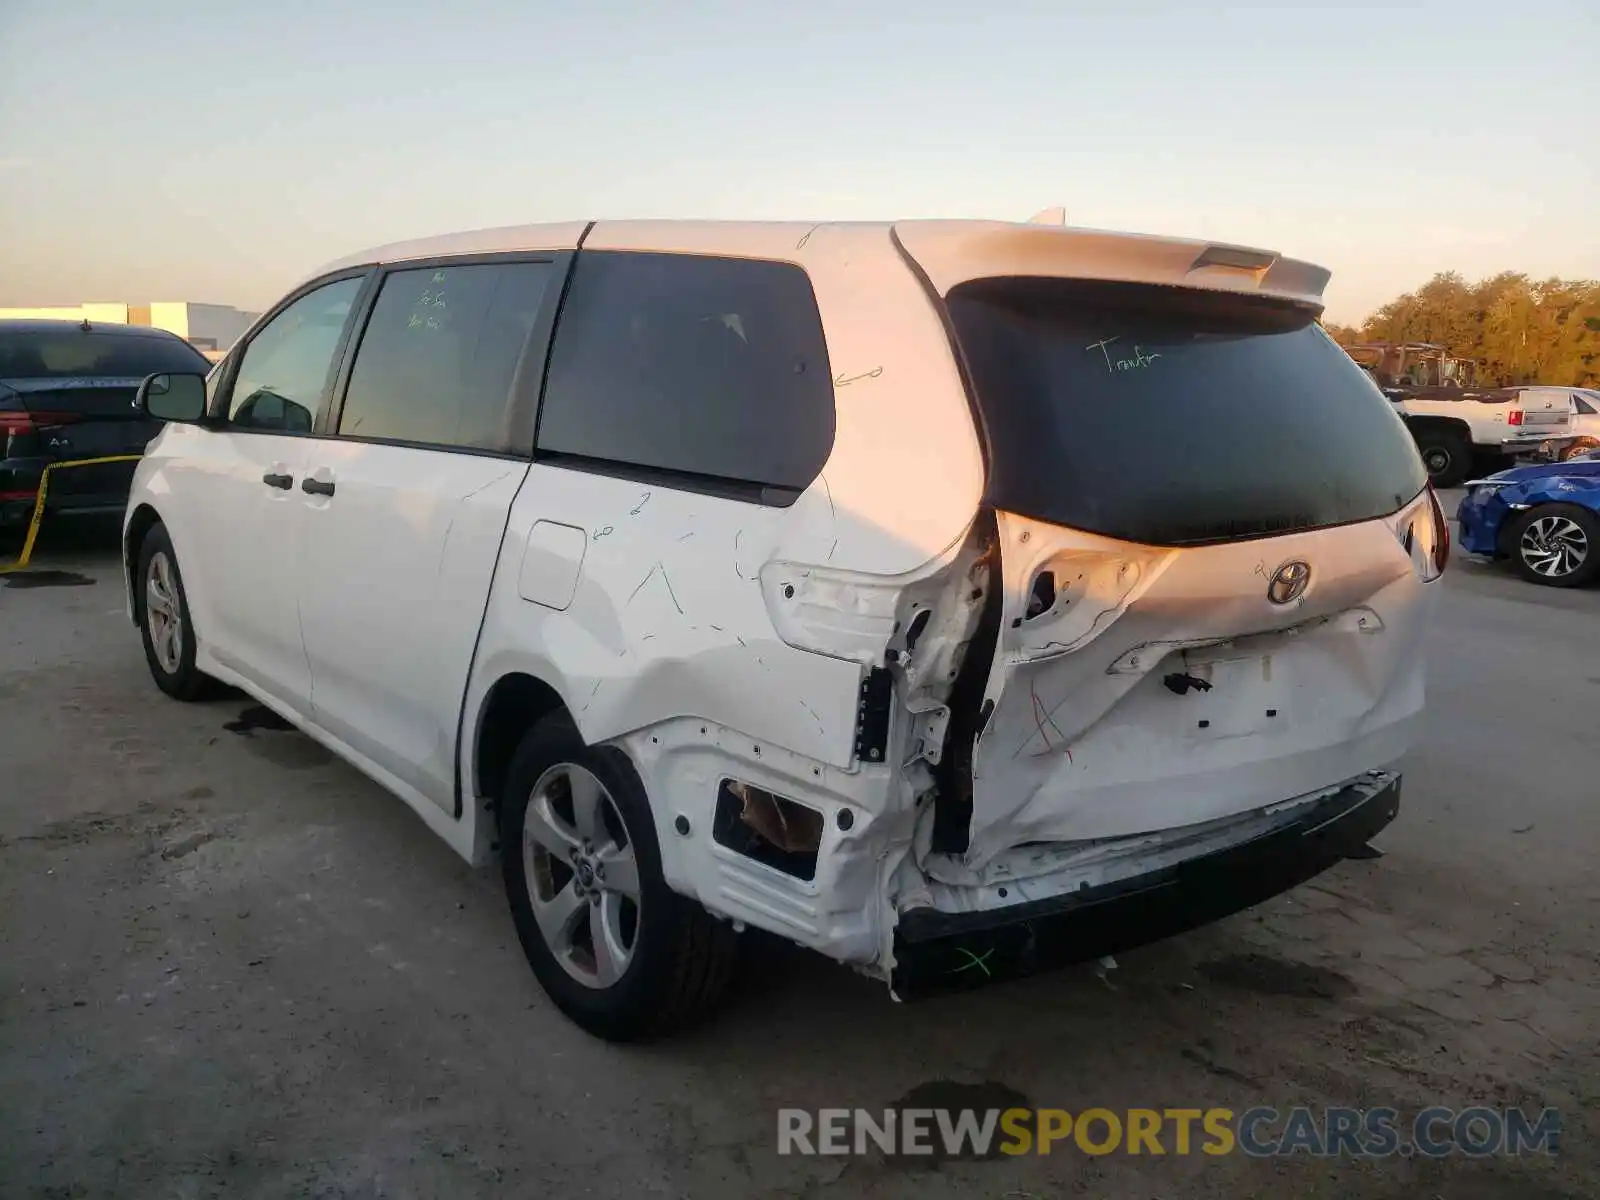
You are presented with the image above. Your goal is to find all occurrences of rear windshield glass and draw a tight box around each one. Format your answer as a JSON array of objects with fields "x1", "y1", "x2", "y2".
[
  {"x1": 0, "y1": 330, "x2": 209, "y2": 380},
  {"x1": 946, "y1": 279, "x2": 1427, "y2": 545}
]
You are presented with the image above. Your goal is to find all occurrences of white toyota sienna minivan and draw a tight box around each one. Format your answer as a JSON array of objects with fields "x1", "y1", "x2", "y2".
[{"x1": 122, "y1": 218, "x2": 1448, "y2": 1040}]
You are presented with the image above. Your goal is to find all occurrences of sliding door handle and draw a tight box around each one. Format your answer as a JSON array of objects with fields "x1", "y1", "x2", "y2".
[
  {"x1": 262, "y1": 472, "x2": 293, "y2": 490},
  {"x1": 301, "y1": 477, "x2": 335, "y2": 497}
]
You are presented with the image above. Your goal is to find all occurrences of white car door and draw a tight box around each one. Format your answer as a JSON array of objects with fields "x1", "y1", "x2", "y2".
[
  {"x1": 183, "y1": 274, "x2": 368, "y2": 715},
  {"x1": 294, "y1": 255, "x2": 566, "y2": 814}
]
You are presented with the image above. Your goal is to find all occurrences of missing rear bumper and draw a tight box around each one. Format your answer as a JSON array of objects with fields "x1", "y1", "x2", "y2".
[{"x1": 890, "y1": 775, "x2": 1400, "y2": 999}]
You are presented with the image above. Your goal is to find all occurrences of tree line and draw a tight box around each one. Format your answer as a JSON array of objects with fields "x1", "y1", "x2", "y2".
[{"x1": 1322, "y1": 272, "x2": 1600, "y2": 388}]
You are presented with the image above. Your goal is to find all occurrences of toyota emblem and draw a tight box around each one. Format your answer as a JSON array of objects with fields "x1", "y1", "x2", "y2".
[{"x1": 1267, "y1": 560, "x2": 1311, "y2": 605}]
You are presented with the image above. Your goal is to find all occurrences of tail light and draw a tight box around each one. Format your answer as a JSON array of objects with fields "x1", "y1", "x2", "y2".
[
  {"x1": 1507, "y1": 409, "x2": 1524, "y2": 426},
  {"x1": 1425, "y1": 485, "x2": 1450, "y2": 578},
  {"x1": 0, "y1": 410, "x2": 82, "y2": 436},
  {"x1": 1386, "y1": 487, "x2": 1449, "y2": 582}
]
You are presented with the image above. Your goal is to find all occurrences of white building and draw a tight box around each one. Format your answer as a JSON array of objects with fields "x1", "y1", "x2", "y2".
[{"x1": 0, "y1": 301, "x2": 259, "y2": 356}]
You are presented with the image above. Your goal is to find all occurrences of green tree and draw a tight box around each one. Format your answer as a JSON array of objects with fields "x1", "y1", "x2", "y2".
[{"x1": 1359, "y1": 271, "x2": 1600, "y2": 387}]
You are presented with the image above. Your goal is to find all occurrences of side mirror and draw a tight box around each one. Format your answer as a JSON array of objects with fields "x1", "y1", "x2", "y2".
[{"x1": 136, "y1": 372, "x2": 208, "y2": 423}]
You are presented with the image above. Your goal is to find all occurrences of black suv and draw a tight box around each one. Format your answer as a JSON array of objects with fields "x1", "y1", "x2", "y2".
[{"x1": 1, "y1": 320, "x2": 213, "y2": 534}]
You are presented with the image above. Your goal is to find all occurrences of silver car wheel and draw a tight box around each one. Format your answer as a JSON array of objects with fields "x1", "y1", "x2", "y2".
[
  {"x1": 145, "y1": 551, "x2": 184, "y2": 673},
  {"x1": 1519, "y1": 514, "x2": 1589, "y2": 579},
  {"x1": 521, "y1": 762, "x2": 642, "y2": 989}
]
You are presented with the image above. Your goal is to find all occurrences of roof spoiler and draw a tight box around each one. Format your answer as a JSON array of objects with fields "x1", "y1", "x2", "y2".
[{"x1": 894, "y1": 221, "x2": 1332, "y2": 310}]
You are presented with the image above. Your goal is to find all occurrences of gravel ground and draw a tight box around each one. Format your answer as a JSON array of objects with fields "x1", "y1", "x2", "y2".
[{"x1": 2, "y1": 504, "x2": 1596, "y2": 1199}]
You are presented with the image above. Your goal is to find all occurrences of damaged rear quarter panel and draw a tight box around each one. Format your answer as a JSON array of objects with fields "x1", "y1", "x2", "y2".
[{"x1": 460, "y1": 223, "x2": 988, "y2": 966}]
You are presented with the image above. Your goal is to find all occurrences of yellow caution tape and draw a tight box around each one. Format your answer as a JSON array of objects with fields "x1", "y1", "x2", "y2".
[{"x1": 0, "y1": 454, "x2": 145, "y2": 575}]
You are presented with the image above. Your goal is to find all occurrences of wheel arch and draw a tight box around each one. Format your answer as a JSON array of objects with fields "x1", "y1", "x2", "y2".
[
  {"x1": 1404, "y1": 414, "x2": 1473, "y2": 443},
  {"x1": 472, "y1": 670, "x2": 573, "y2": 814},
  {"x1": 123, "y1": 502, "x2": 165, "y2": 625}
]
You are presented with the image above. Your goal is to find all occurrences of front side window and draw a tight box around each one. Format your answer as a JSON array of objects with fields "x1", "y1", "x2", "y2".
[
  {"x1": 336, "y1": 261, "x2": 556, "y2": 451},
  {"x1": 227, "y1": 276, "x2": 364, "y2": 432},
  {"x1": 535, "y1": 251, "x2": 834, "y2": 498}
]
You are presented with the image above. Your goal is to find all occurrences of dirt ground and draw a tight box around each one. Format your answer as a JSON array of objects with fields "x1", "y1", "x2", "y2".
[{"x1": 2, "y1": 507, "x2": 1596, "y2": 1199}]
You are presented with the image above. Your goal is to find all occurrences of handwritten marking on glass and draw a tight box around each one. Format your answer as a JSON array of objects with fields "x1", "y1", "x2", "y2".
[{"x1": 1085, "y1": 337, "x2": 1161, "y2": 374}]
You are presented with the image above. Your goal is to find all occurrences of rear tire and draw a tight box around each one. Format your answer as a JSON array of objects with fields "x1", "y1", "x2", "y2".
[
  {"x1": 135, "y1": 523, "x2": 219, "y2": 701},
  {"x1": 498, "y1": 713, "x2": 739, "y2": 1041},
  {"x1": 1560, "y1": 437, "x2": 1600, "y2": 462},
  {"x1": 1415, "y1": 428, "x2": 1472, "y2": 487},
  {"x1": 1507, "y1": 504, "x2": 1599, "y2": 588}
]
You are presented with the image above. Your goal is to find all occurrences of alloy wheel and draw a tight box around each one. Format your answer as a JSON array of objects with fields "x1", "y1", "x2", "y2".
[
  {"x1": 1519, "y1": 514, "x2": 1589, "y2": 579},
  {"x1": 145, "y1": 551, "x2": 184, "y2": 673},
  {"x1": 521, "y1": 763, "x2": 642, "y2": 988}
]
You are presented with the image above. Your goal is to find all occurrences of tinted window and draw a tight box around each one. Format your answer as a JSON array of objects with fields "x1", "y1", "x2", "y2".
[
  {"x1": 228, "y1": 277, "x2": 363, "y2": 431},
  {"x1": 1573, "y1": 394, "x2": 1596, "y2": 415},
  {"x1": 946, "y1": 278, "x2": 1427, "y2": 545},
  {"x1": 0, "y1": 329, "x2": 209, "y2": 379},
  {"x1": 338, "y1": 261, "x2": 555, "y2": 450},
  {"x1": 536, "y1": 251, "x2": 834, "y2": 495}
]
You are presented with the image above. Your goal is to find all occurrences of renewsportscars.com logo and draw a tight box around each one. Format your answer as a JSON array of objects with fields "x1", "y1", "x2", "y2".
[{"x1": 777, "y1": 1106, "x2": 1561, "y2": 1160}]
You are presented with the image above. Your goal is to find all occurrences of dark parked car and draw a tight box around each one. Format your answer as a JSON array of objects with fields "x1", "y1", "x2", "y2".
[{"x1": 1, "y1": 320, "x2": 213, "y2": 534}]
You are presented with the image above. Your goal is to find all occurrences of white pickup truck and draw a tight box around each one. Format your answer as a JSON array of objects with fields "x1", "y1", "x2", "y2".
[
  {"x1": 1348, "y1": 343, "x2": 1576, "y2": 485},
  {"x1": 1388, "y1": 385, "x2": 1576, "y2": 487}
]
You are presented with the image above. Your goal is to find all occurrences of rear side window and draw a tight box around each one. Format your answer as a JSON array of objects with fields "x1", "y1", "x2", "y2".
[
  {"x1": 338, "y1": 261, "x2": 557, "y2": 451},
  {"x1": 946, "y1": 278, "x2": 1428, "y2": 545},
  {"x1": 535, "y1": 251, "x2": 834, "y2": 499},
  {"x1": 0, "y1": 330, "x2": 209, "y2": 379}
]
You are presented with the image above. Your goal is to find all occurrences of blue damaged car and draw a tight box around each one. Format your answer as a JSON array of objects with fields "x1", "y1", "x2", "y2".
[{"x1": 1456, "y1": 449, "x2": 1600, "y2": 587}]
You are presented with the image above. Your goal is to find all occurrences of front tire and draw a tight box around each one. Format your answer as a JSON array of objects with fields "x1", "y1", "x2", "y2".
[
  {"x1": 1508, "y1": 504, "x2": 1599, "y2": 588},
  {"x1": 498, "y1": 714, "x2": 738, "y2": 1041},
  {"x1": 135, "y1": 523, "x2": 218, "y2": 701}
]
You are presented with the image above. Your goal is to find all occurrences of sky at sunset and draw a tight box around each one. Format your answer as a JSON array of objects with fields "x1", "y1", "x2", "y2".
[{"x1": 1, "y1": 0, "x2": 1595, "y2": 324}]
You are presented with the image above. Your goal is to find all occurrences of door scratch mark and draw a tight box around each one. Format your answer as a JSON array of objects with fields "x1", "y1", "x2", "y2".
[
  {"x1": 630, "y1": 491, "x2": 652, "y2": 516},
  {"x1": 834, "y1": 367, "x2": 884, "y2": 388},
  {"x1": 1029, "y1": 685, "x2": 1055, "y2": 753},
  {"x1": 659, "y1": 564, "x2": 683, "y2": 614},
  {"x1": 627, "y1": 564, "x2": 661, "y2": 605}
]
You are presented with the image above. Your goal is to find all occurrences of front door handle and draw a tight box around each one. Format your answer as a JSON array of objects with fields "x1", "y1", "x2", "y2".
[
  {"x1": 262, "y1": 472, "x2": 293, "y2": 490},
  {"x1": 301, "y1": 477, "x2": 335, "y2": 497}
]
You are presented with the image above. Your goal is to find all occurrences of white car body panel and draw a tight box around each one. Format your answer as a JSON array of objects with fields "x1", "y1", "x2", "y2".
[
  {"x1": 1398, "y1": 385, "x2": 1573, "y2": 452},
  {"x1": 122, "y1": 215, "x2": 1442, "y2": 985},
  {"x1": 295, "y1": 441, "x2": 532, "y2": 815},
  {"x1": 154, "y1": 425, "x2": 316, "y2": 716},
  {"x1": 954, "y1": 508, "x2": 1429, "y2": 876}
]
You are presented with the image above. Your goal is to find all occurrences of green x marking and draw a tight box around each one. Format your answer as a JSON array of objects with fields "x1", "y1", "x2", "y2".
[{"x1": 950, "y1": 947, "x2": 995, "y2": 977}]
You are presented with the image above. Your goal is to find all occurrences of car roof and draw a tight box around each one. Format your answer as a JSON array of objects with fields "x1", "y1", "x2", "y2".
[
  {"x1": 311, "y1": 218, "x2": 1331, "y2": 310},
  {"x1": 0, "y1": 318, "x2": 190, "y2": 341}
]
